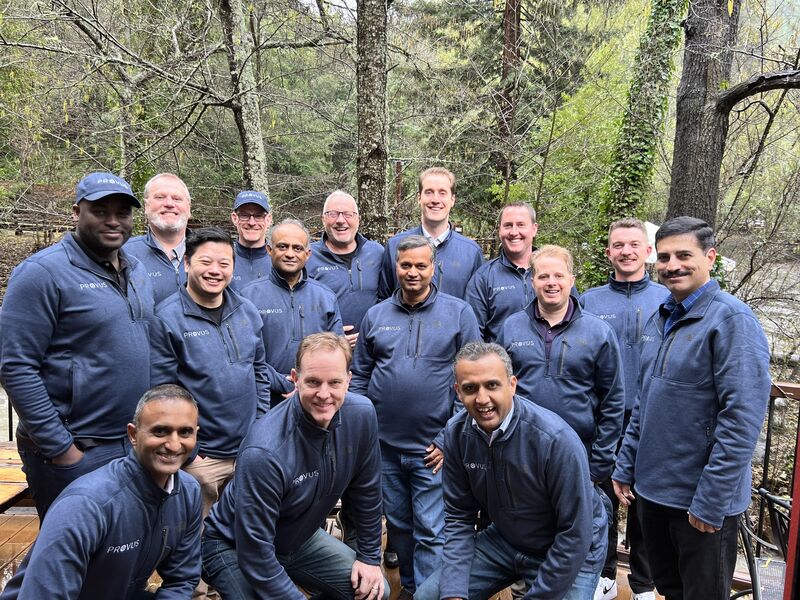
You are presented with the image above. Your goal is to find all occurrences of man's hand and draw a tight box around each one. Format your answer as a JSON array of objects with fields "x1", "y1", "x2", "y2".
[
  {"x1": 688, "y1": 512, "x2": 719, "y2": 533},
  {"x1": 51, "y1": 444, "x2": 84, "y2": 466},
  {"x1": 425, "y1": 443, "x2": 444, "y2": 474},
  {"x1": 612, "y1": 480, "x2": 635, "y2": 507},
  {"x1": 351, "y1": 560, "x2": 384, "y2": 600},
  {"x1": 282, "y1": 374, "x2": 296, "y2": 399},
  {"x1": 344, "y1": 325, "x2": 359, "y2": 348}
]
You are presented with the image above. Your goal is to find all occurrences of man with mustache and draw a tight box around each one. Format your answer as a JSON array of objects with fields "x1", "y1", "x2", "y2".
[
  {"x1": 0, "y1": 172, "x2": 153, "y2": 520},
  {"x1": 125, "y1": 172, "x2": 192, "y2": 304},
  {"x1": 612, "y1": 216, "x2": 771, "y2": 599}
]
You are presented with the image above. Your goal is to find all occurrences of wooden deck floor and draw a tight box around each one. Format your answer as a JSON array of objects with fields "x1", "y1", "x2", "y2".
[{"x1": 0, "y1": 513, "x2": 38, "y2": 592}]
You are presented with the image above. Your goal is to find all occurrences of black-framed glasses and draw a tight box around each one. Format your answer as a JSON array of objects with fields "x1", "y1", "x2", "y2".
[{"x1": 236, "y1": 212, "x2": 267, "y2": 222}]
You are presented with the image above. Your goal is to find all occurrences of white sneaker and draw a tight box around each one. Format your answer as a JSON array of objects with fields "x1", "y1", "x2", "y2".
[
  {"x1": 594, "y1": 577, "x2": 617, "y2": 600},
  {"x1": 632, "y1": 593, "x2": 656, "y2": 600}
]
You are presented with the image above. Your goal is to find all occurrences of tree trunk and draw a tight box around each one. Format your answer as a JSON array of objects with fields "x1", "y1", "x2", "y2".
[
  {"x1": 494, "y1": 0, "x2": 522, "y2": 193},
  {"x1": 666, "y1": 0, "x2": 740, "y2": 228},
  {"x1": 356, "y1": 0, "x2": 389, "y2": 242},
  {"x1": 217, "y1": 0, "x2": 270, "y2": 194}
]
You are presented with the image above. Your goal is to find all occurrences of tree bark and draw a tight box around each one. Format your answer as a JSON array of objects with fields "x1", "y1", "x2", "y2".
[
  {"x1": 667, "y1": 0, "x2": 740, "y2": 227},
  {"x1": 356, "y1": 0, "x2": 389, "y2": 242},
  {"x1": 494, "y1": 0, "x2": 522, "y2": 194},
  {"x1": 217, "y1": 0, "x2": 270, "y2": 194}
]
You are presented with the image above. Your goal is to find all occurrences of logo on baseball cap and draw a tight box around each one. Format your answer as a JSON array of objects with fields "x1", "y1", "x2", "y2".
[{"x1": 75, "y1": 172, "x2": 140, "y2": 207}]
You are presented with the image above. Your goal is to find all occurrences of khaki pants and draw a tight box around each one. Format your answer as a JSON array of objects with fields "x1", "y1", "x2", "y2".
[{"x1": 183, "y1": 456, "x2": 236, "y2": 600}]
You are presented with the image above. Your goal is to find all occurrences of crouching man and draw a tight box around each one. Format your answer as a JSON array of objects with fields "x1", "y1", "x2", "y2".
[
  {"x1": 201, "y1": 333, "x2": 388, "y2": 600},
  {"x1": 1, "y1": 384, "x2": 203, "y2": 600},
  {"x1": 415, "y1": 342, "x2": 607, "y2": 600}
]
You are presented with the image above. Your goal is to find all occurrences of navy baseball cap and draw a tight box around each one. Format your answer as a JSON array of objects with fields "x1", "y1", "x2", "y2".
[
  {"x1": 75, "y1": 172, "x2": 140, "y2": 207},
  {"x1": 233, "y1": 190, "x2": 270, "y2": 213}
]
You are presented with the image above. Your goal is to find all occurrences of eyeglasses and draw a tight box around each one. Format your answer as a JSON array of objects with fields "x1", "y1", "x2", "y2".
[
  {"x1": 322, "y1": 211, "x2": 358, "y2": 220},
  {"x1": 236, "y1": 212, "x2": 267, "y2": 222}
]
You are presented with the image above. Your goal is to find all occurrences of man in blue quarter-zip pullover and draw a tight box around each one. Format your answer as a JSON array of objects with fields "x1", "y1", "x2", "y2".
[
  {"x1": 240, "y1": 219, "x2": 344, "y2": 406},
  {"x1": 466, "y1": 202, "x2": 537, "y2": 342},
  {"x1": 125, "y1": 173, "x2": 191, "y2": 305},
  {"x1": 307, "y1": 190, "x2": 384, "y2": 348},
  {"x1": 0, "y1": 172, "x2": 154, "y2": 520},
  {"x1": 613, "y1": 217, "x2": 771, "y2": 600},
  {"x1": 201, "y1": 333, "x2": 388, "y2": 600},
  {"x1": 415, "y1": 343, "x2": 607, "y2": 600},
  {"x1": 150, "y1": 227, "x2": 271, "y2": 518},
  {"x1": 378, "y1": 167, "x2": 483, "y2": 300},
  {"x1": 497, "y1": 245, "x2": 624, "y2": 486},
  {"x1": 230, "y1": 190, "x2": 273, "y2": 289},
  {"x1": 351, "y1": 235, "x2": 482, "y2": 597},
  {"x1": 580, "y1": 218, "x2": 662, "y2": 600},
  {"x1": 0, "y1": 384, "x2": 203, "y2": 600}
]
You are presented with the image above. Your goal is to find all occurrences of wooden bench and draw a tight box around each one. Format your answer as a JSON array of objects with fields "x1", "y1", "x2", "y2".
[{"x1": 0, "y1": 443, "x2": 28, "y2": 514}]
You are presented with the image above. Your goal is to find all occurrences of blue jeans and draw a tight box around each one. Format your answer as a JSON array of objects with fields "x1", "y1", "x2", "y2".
[
  {"x1": 17, "y1": 436, "x2": 130, "y2": 520},
  {"x1": 202, "y1": 528, "x2": 390, "y2": 600},
  {"x1": 380, "y1": 445, "x2": 444, "y2": 591},
  {"x1": 415, "y1": 524, "x2": 601, "y2": 600}
]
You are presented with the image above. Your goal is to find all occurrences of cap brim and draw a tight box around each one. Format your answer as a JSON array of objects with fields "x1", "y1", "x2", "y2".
[
  {"x1": 79, "y1": 190, "x2": 141, "y2": 208},
  {"x1": 233, "y1": 199, "x2": 270, "y2": 212}
]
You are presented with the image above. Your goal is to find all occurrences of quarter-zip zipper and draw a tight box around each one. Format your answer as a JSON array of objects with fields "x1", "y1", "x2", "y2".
[
  {"x1": 558, "y1": 340, "x2": 569, "y2": 374},
  {"x1": 225, "y1": 322, "x2": 242, "y2": 361},
  {"x1": 659, "y1": 335, "x2": 677, "y2": 377},
  {"x1": 414, "y1": 320, "x2": 424, "y2": 365}
]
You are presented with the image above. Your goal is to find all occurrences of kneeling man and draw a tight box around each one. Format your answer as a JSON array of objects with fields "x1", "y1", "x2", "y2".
[
  {"x1": 1, "y1": 384, "x2": 203, "y2": 600},
  {"x1": 416, "y1": 342, "x2": 606, "y2": 600},
  {"x1": 201, "y1": 333, "x2": 388, "y2": 600}
]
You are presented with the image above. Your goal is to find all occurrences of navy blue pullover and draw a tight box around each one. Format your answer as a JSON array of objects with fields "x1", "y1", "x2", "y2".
[
  {"x1": 465, "y1": 250, "x2": 532, "y2": 342},
  {"x1": 441, "y1": 396, "x2": 605, "y2": 599},
  {"x1": 613, "y1": 280, "x2": 771, "y2": 528},
  {"x1": 0, "y1": 234, "x2": 154, "y2": 458},
  {"x1": 350, "y1": 286, "x2": 482, "y2": 452},
  {"x1": 239, "y1": 267, "x2": 344, "y2": 378},
  {"x1": 203, "y1": 392, "x2": 383, "y2": 599},
  {"x1": 377, "y1": 226, "x2": 483, "y2": 300},
  {"x1": 0, "y1": 451, "x2": 202, "y2": 600},
  {"x1": 231, "y1": 240, "x2": 270, "y2": 290},
  {"x1": 497, "y1": 299, "x2": 625, "y2": 481},
  {"x1": 307, "y1": 233, "x2": 384, "y2": 332},
  {"x1": 580, "y1": 274, "x2": 667, "y2": 411},
  {"x1": 150, "y1": 286, "x2": 271, "y2": 458},
  {"x1": 124, "y1": 230, "x2": 187, "y2": 305}
]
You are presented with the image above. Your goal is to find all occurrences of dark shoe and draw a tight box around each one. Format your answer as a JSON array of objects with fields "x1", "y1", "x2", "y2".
[{"x1": 383, "y1": 550, "x2": 399, "y2": 568}]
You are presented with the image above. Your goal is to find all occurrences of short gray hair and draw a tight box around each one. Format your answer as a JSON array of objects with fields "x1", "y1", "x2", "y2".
[
  {"x1": 267, "y1": 218, "x2": 311, "y2": 247},
  {"x1": 133, "y1": 384, "x2": 198, "y2": 426},
  {"x1": 143, "y1": 173, "x2": 191, "y2": 202},
  {"x1": 322, "y1": 190, "x2": 358, "y2": 214},
  {"x1": 395, "y1": 234, "x2": 436, "y2": 262},
  {"x1": 454, "y1": 342, "x2": 513, "y2": 379}
]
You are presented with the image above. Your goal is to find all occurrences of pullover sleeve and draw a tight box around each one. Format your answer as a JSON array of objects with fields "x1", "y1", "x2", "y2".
[
  {"x1": 328, "y1": 297, "x2": 345, "y2": 335},
  {"x1": 688, "y1": 312, "x2": 770, "y2": 528},
  {"x1": 149, "y1": 315, "x2": 180, "y2": 387},
  {"x1": 377, "y1": 244, "x2": 395, "y2": 301},
  {"x1": 253, "y1": 336, "x2": 272, "y2": 417},
  {"x1": 349, "y1": 315, "x2": 375, "y2": 396},
  {"x1": 0, "y1": 261, "x2": 74, "y2": 457},
  {"x1": 343, "y1": 404, "x2": 383, "y2": 564},
  {"x1": 524, "y1": 433, "x2": 594, "y2": 599},
  {"x1": 155, "y1": 483, "x2": 203, "y2": 598},
  {"x1": 10, "y1": 495, "x2": 106, "y2": 599},
  {"x1": 589, "y1": 328, "x2": 625, "y2": 481},
  {"x1": 234, "y1": 447, "x2": 306, "y2": 600},
  {"x1": 465, "y1": 270, "x2": 489, "y2": 341},
  {"x1": 438, "y1": 428, "x2": 480, "y2": 600},
  {"x1": 612, "y1": 397, "x2": 641, "y2": 486}
]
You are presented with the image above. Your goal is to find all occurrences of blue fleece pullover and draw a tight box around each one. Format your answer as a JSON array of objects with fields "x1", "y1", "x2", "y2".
[
  {"x1": 465, "y1": 250, "x2": 532, "y2": 342},
  {"x1": 124, "y1": 230, "x2": 187, "y2": 305},
  {"x1": 496, "y1": 299, "x2": 625, "y2": 481},
  {"x1": 203, "y1": 392, "x2": 383, "y2": 599},
  {"x1": 239, "y1": 267, "x2": 344, "y2": 378},
  {"x1": 0, "y1": 234, "x2": 154, "y2": 458},
  {"x1": 440, "y1": 396, "x2": 605, "y2": 599},
  {"x1": 307, "y1": 233, "x2": 384, "y2": 332},
  {"x1": 231, "y1": 240, "x2": 271, "y2": 290},
  {"x1": 580, "y1": 274, "x2": 667, "y2": 411},
  {"x1": 377, "y1": 226, "x2": 483, "y2": 300},
  {"x1": 350, "y1": 286, "x2": 482, "y2": 452},
  {"x1": 613, "y1": 280, "x2": 771, "y2": 528},
  {"x1": 150, "y1": 286, "x2": 271, "y2": 458},
  {"x1": 0, "y1": 451, "x2": 202, "y2": 600}
]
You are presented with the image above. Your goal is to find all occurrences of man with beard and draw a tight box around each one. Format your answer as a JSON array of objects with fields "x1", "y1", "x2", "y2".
[{"x1": 125, "y1": 172, "x2": 192, "y2": 304}]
